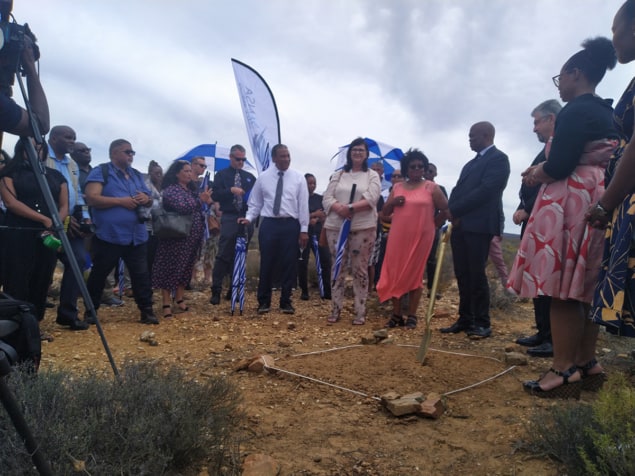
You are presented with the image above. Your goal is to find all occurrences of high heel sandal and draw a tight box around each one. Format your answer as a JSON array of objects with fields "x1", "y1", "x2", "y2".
[
  {"x1": 352, "y1": 316, "x2": 366, "y2": 326},
  {"x1": 405, "y1": 315, "x2": 418, "y2": 330},
  {"x1": 385, "y1": 314, "x2": 405, "y2": 328},
  {"x1": 162, "y1": 304, "x2": 173, "y2": 319},
  {"x1": 174, "y1": 299, "x2": 189, "y2": 314},
  {"x1": 579, "y1": 358, "x2": 607, "y2": 392},
  {"x1": 326, "y1": 315, "x2": 340, "y2": 325},
  {"x1": 523, "y1": 366, "x2": 581, "y2": 399}
]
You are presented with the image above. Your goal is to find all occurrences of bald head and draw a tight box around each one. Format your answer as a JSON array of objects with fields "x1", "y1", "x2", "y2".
[
  {"x1": 469, "y1": 121, "x2": 495, "y2": 153},
  {"x1": 48, "y1": 125, "x2": 76, "y2": 157}
]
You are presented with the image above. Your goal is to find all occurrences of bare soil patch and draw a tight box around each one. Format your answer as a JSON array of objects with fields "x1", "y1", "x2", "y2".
[{"x1": 38, "y1": 281, "x2": 634, "y2": 475}]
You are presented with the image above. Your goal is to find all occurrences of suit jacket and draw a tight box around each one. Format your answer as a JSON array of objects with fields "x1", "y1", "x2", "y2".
[
  {"x1": 212, "y1": 166, "x2": 256, "y2": 216},
  {"x1": 516, "y1": 147, "x2": 546, "y2": 217},
  {"x1": 449, "y1": 145, "x2": 510, "y2": 235}
]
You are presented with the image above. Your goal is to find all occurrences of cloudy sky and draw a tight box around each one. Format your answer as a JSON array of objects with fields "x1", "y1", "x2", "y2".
[{"x1": 6, "y1": 0, "x2": 629, "y2": 232}]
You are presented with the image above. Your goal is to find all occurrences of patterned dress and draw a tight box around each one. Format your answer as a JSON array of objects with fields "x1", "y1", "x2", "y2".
[
  {"x1": 508, "y1": 94, "x2": 617, "y2": 303},
  {"x1": 591, "y1": 77, "x2": 635, "y2": 337},
  {"x1": 152, "y1": 184, "x2": 205, "y2": 290}
]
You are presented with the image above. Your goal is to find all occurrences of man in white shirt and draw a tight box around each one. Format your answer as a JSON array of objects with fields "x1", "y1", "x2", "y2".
[{"x1": 239, "y1": 144, "x2": 309, "y2": 314}]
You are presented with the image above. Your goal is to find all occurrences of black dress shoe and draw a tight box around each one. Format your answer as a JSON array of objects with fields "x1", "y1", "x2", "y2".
[
  {"x1": 280, "y1": 304, "x2": 295, "y2": 314},
  {"x1": 140, "y1": 310, "x2": 159, "y2": 325},
  {"x1": 466, "y1": 326, "x2": 492, "y2": 338},
  {"x1": 300, "y1": 293, "x2": 309, "y2": 301},
  {"x1": 56, "y1": 317, "x2": 89, "y2": 331},
  {"x1": 527, "y1": 341, "x2": 553, "y2": 357},
  {"x1": 440, "y1": 321, "x2": 471, "y2": 334},
  {"x1": 257, "y1": 304, "x2": 271, "y2": 314},
  {"x1": 516, "y1": 333, "x2": 542, "y2": 347},
  {"x1": 84, "y1": 313, "x2": 98, "y2": 325},
  {"x1": 209, "y1": 292, "x2": 221, "y2": 305}
]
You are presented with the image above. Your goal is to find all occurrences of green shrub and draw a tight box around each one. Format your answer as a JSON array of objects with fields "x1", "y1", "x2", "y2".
[
  {"x1": 0, "y1": 361, "x2": 243, "y2": 475},
  {"x1": 580, "y1": 373, "x2": 635, "y2": 476},
  {"x1": 522, "y1": 373, "x2": 635, "y2": 475}
]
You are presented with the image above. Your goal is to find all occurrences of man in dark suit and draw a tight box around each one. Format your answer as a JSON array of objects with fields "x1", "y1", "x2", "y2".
[
  {"x1": 512, "y1": 99, "x2": 561, "y2": 357},
  {"x1": 209, "y1": 144, "x2": 256, "y2": 305},
  {"x1": 442, "y1": 121, "x2": 510, "y2": 338}
]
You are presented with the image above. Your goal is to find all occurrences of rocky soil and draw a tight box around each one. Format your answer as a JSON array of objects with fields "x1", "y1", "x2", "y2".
[{"x1": 39, "y1": 280, "x2": 635, "y2": 476}]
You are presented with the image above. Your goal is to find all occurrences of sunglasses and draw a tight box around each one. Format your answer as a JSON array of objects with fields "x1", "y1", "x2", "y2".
[
  {"x1": 233, "y1": 157, "x2": 247, "y2": 162},
  {"x1": 409, "y1": 164, "x2": 425, "y2": 170},
  {"x1": 194, "y1": 162, "x2": 207, "y2": 168},
  {"x1": 123, "y1": 149, "x2": 136, "y2": 156}
]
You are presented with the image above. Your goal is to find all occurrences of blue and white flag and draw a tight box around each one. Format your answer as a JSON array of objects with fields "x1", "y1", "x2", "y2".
[{"x1": 231, "y1": 58, "x2": 281, "y2": 174}]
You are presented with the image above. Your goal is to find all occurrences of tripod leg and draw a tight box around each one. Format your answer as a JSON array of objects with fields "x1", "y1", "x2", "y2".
[{"x1": 0, "y1": 352, "x2": 53, "y2": 476}]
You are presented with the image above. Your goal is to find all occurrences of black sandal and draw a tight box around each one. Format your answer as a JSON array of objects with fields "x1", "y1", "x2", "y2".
[
  {"x1": 579, "y1": 358, "x2": 607, "y2": 392},
  {"x1": 174, "y1": 299, "x2": 189, "y2": 313},
  {"x1": 405, "y1": 315, "x2": 418, "y2": 330},
  {"x1": 385, "y1": 314, "x2": 405, "y2": 328},
  {"x1": 162, "y1": 304, "x2": 173, "y2": 319},
  {"x1": 523, "y1": 366, "x2": 581, "y2": 399}
]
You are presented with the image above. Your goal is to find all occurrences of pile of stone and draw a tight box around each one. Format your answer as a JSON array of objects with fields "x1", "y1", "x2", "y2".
[{"x1": 380, "y1": 391, "x2": 445, "y2": 419}]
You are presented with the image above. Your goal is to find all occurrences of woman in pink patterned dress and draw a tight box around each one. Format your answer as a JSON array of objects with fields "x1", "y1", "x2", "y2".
[
  {"x1": 152, "y1": 161, "x2": 211, "y2": 317},
  {"x1": 508, "y1": 38, "x2": 619, "y2": 399}
]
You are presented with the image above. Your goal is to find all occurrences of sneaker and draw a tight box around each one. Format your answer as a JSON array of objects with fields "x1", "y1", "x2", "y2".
[
  {"x1": 101, "y1": 297, "x2": 124, "y2": 307},
  {"x1": 257, "y1": 304, "x2": 271, "y2": 314}
]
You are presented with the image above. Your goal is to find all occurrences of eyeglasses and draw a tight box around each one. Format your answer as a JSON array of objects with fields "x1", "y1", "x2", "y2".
[
  {"x1": 233, "y1": 157, "x2": 247, "y2": 162},
  {"x1": 123, "y1": 149, "x2": 136, "y2": 156},
  {"x1": 350, "y1": 148, "x2": 366, "y2": 154},
  {"x1": 409, "y1": 164, "x2": 425, "y2": 170},
  {"x1": 194, "y1": 162, "x2": 207, "y2": 169},
  {"x1": 552, "y1": 74, "x2": 560, "y2": 87}
]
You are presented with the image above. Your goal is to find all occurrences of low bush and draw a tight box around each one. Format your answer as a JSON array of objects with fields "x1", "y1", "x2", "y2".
[
  {"x1": 522, "y1": 373, "x2": 635, "y2": 475},
  {"x1": 0, "y1": 361, "x2": 243, "y2": 475}
]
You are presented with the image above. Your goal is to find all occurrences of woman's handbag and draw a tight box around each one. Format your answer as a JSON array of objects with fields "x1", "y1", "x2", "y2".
[{"x1": 151, "y1": 208, "x2": 193, "y2": 239}]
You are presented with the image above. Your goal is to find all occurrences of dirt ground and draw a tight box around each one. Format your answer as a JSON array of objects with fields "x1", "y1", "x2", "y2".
[{"x1": 38, "y1": 279, "x2": 635, "y2": 476}]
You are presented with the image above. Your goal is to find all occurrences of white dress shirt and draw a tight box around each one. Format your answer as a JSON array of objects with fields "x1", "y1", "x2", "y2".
[{"x1": 245, "y1": 165, "x2": 310, "y2": 232}]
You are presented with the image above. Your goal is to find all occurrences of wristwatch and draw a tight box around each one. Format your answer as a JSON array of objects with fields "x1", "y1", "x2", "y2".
[{"x1": 348, "y1": 204, "x2": 354, "y2": 214}]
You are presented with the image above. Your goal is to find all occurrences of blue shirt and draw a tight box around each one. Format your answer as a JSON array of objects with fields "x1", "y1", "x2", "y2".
[{"x1": 86, "y1": 162, "x2": 150, "y2": 245}]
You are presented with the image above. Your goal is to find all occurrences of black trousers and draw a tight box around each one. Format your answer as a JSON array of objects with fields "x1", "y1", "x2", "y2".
[
  {"x1": 56, "y1": 236, "x2": 87, "y2": 321},
  {"x1": 297, "y1": 236, "x2": 332, "y2": 298},
  {"x1": 451, "y1": 227, "x2": 493, "y2": 329},
  {"x1": 212, "y1": 213, "x2": 253, "y2": 293},
  {"x1": 86, "y1": 237, "x2": 153, "y2": 313},
  {"x1": 258, "y1": 217, "x2": 299, "y2": 307}
]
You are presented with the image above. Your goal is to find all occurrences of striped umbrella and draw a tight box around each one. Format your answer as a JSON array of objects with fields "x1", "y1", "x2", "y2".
[
  {"x1": 200, "y1": 170, "x2": 211, "y2": 240},
  {"x1": 331, "y1": 184, "x2": 357, "y2": 286},
  {"x1": 231, "y1": 224, "x2": 248, "y2": 315},
  {"x1": 117, "y1": 258, "x2": 125, "y2": 298},
  {"x1": 310, "y1": 233, "x2": 325, "y2": 299}
]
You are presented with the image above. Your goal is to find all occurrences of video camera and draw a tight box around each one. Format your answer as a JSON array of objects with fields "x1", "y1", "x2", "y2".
[{"x1": 0, "y1": 0, "x2": 39, "y2": 96}]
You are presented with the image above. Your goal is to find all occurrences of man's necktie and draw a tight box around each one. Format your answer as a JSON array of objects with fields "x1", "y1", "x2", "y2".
[
  {"x1": 273, "y1": 171, "x2": 283, "y2": 216},
  {"x1": 233, "y1": 170, "x2": 242, "y2": 211}
]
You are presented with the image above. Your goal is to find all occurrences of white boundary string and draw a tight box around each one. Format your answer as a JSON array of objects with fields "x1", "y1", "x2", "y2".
[{"x1": 266, "y1": 344, "x2": 515, "y2": 399}]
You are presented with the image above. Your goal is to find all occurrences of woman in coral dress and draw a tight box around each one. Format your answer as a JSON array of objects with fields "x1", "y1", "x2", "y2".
[
  {"x1": 377, "y1": 149, "x2": 448, "y2": 329},
  {"x1": 508, "y1": 37, "x2": 619, "y2": 399}
]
